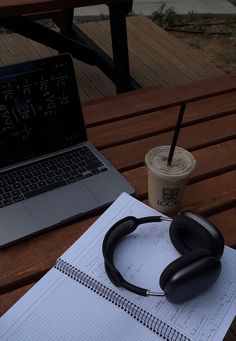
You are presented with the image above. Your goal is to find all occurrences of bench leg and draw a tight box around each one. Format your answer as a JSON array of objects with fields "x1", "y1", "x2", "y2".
[
  {"x1": 54, "y1": 9, "x2": 74, "y2": 37},
  {"x1": 109, "y1": 1, "x2": 140, "y2": 93}
]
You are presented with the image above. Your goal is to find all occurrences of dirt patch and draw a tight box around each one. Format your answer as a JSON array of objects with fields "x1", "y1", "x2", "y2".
[{"x1": 162, "y1": 15, "x2": 236, "y2": 74}]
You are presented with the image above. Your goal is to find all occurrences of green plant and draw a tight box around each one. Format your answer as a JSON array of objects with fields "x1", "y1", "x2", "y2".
[
  {"x1": 151, "y1": 4, "x2": 176, "y2": 29},
  {"x1": 128, "y1": 10, "x2": 135, "y2": 17}
]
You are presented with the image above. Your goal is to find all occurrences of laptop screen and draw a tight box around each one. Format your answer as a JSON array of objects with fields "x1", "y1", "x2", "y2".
[{"x1": 0, "y1": 54, "x2": 87, "y2": 168}]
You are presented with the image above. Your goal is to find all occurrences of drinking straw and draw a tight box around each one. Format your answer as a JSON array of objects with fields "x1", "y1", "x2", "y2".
[{"x1": 167, "y1": 103, "x2": 186, "y2": 166}]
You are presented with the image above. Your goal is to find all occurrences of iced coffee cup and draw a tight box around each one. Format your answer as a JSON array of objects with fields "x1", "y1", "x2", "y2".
[{"x1": 145, "y1": 146, "x2": 196, "y2": 214}]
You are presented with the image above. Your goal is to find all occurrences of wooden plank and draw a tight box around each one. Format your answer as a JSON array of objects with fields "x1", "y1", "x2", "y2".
[
  {"x1": 83, "y1": 74, "x2": 236, "y2": 124},
  {"x1": 73, "y1": 60, "x2": 116, "y2": 99},
  {"x1": 0, "y1": 283, "x2": 34, "y2": 316},
  {"x1": 122, "y1": 18, "x2": 202, "y2": 83},
  {"x1": 126, "y1": 17, "x2": 206, "y2": 81},
  {"x1": 102, "y1": 115, "x2": 236, "y2": 170},
  {"x1": 87, "y1": 92, "x2": 236, "y2": 148},
  {"x1": 0, "y1": 35, "x2": 16, "y2": 65},
  {"x1": 26, "y1": 34, "x2": 54, "y2": 58},
  {"x1": 72, "y1": 61, "x2": 96, "y2": 102},
  {"x1": 0, "y1": 33, "x2": 29, "y2": 63},
  {"x1": 180, "y1": 170, "x2": 236, "y2": 214},
  {"x1": 80, "y1": 16, "x2": 223, "y2": 88},
  {"x1": 225, "y1": 329, "x2": 236, "y2": 341},
  {"x1": 122, "y1": 140, "x2": 236, "y2": 191},
  {"x1": 135, "y1": 16, "x2": 223, "y2": 77},
  {"x1": 11, "y1": 33, "x2": 41, "y2": 60},
  {"x1": 81, "y1": 20, "x2": 164, "y2": 88},
  {"x1": 0, "y1": 216, "x2": 99, "y2": 294},
  {"x1": 229, "y1": 319, "x2": 236, "y2": 339},
  {"x1": 190, "y1": 140, "x2": 236, "y2": 183},
  {"x1": 209, "y1": 208, "x2": 236, "y2": 248},
  {"x1": 84, "y1": 19, "x2": 179, "y2": 87},
  {"x1": 125, "y1": 169, "x2": 236, "y2": 215}
]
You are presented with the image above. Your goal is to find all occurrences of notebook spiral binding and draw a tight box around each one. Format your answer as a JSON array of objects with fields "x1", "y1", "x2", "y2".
[{"x1": 55, "y1": 259, "x2": 190, "y2": 341}]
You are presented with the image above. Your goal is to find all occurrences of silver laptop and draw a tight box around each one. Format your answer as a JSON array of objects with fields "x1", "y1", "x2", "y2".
[{"x1": 0, "y1": 54, "x2": 134, "y2": 247}]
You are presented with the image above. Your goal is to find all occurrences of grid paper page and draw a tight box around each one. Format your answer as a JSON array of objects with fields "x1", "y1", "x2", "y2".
[{"x1": 0, "y1": 268, "x2": 161, "y2": 341}]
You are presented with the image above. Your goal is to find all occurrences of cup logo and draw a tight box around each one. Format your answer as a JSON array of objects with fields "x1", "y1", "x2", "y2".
[{"x1": 158, "y1": 188, "x2": 179, "y2": 207}]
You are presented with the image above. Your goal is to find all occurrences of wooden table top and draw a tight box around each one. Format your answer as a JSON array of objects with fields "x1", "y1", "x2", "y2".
[
  {"x1": 0, "y1": 0, "x2": 131, "y2": 17},
  {"x1": 0, "y1": 74, "x2": 236, "y2": 338}
]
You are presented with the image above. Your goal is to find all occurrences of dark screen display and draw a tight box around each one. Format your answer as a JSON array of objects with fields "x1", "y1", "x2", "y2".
[{"x1": 0, "y1": 54, "x2": 86, "y2": 167}]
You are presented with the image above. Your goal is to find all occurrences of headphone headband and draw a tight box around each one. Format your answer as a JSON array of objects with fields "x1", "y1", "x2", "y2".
[{"x1": 102, "y1": 216, "x2": 166, "y2": 296}]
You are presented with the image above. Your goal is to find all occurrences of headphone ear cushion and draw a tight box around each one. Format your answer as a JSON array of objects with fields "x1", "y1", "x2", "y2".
[
  {"x1": 169, "y1": 213, "x2": 224, "y2": 258},
  {"x1": 159, "y1": 249, "x2": 211, "y2": 291}
]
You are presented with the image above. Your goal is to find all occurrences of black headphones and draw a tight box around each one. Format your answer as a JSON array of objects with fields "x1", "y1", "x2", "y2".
[{"x1": 102, "y1": 212, "x2": 224, "y2": 304}]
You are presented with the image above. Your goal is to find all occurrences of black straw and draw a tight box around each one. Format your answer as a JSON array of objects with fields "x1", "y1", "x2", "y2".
[{"x1": 167, "y1": 103, "x2": 186, "y2": 166}]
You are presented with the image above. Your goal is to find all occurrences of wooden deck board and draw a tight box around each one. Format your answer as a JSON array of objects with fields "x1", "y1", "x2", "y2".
[
  {"x1": 135, "y1": 16, "x2": 222, "y2": 77},
  {"x1": 0, "y1": 16, "x2": 224, "y2": 102},
  {"x1": 97, "y1": 19, "x2": 200, "y2": 84},
  {"x1": 80, "y1": 16, "x2": 223, "y2": 84},
  {"x1": 82, "y1": 19, "x2": 169, "y2": 87}
]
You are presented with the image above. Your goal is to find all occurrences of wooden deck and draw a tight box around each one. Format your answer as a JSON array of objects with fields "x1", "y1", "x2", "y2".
[{"x1": 0, "y1": 15, "x2": 224, "y2": 102}]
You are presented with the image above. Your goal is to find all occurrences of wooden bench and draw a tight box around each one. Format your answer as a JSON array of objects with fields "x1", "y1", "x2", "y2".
[
  {"x1": 0, "y1": 0, "x2": 139, "y2": 93},
  {"x1": 0, "y1": 15, "x2": 225, "y2": 102}
]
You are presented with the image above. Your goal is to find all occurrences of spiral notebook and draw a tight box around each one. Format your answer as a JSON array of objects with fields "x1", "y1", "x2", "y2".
[{"x1": 0, "y1": 193, "x2": 235, "y2": 341}]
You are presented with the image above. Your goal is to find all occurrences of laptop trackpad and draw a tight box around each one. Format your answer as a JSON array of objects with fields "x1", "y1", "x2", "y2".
[
  {"x1": 24, "y1": 182, "x2": 99, "y2": 227},
  {"x1": 0, "y1": 203, "x2": 39, "y2": 247}
]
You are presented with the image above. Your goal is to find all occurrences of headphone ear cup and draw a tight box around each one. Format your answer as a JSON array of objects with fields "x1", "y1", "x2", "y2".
[
  {"x1": 160, "y1": 249, "x2": 210, "y2": 290},
  {"x1": 159, "y1": 249, "x2": 221, "y2": 304},
  {"x1": 169, "y1": 213, "x2": 224, "y2": 258}
]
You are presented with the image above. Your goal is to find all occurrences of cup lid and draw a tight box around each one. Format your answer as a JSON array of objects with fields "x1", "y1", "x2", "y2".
[{"x1": 145, "y1": 146, "x2": 196, "y2": 180}]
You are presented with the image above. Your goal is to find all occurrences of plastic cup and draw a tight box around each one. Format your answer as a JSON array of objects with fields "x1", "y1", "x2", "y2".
[{"x1": 145, "y1": 146, "x2": 196, "y2": 214}]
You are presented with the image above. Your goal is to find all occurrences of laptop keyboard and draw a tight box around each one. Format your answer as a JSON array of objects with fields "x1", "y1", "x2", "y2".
[{"x1": 0, "y1": 146, "x2": 108, "y2": 208}]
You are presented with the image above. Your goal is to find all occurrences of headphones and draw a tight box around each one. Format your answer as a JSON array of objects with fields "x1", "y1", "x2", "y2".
[{"x1": 102, "y1": 212, "x2": 224, "y2": 304}]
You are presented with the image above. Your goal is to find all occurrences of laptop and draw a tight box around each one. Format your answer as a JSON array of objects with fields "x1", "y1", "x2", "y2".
[{"x1": 0, "y1": 54, "x2": 134, "y2": 247}]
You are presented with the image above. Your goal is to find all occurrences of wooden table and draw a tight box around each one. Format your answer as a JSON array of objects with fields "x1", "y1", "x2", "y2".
[
  {"x1": 0, "y1": 74, "x2": 236, "y2": 339},
  {"x1": 0, "y1": 0, "x2": 140, "y2": 93}
]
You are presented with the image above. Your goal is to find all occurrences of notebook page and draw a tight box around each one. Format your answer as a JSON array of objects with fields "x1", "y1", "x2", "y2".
[
  {"x1": 60, "y1": 193, "x2": 236, "y2": 341},
  {"x1": 0, "y1": 268, "x2": 161, "y2": 341}
]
